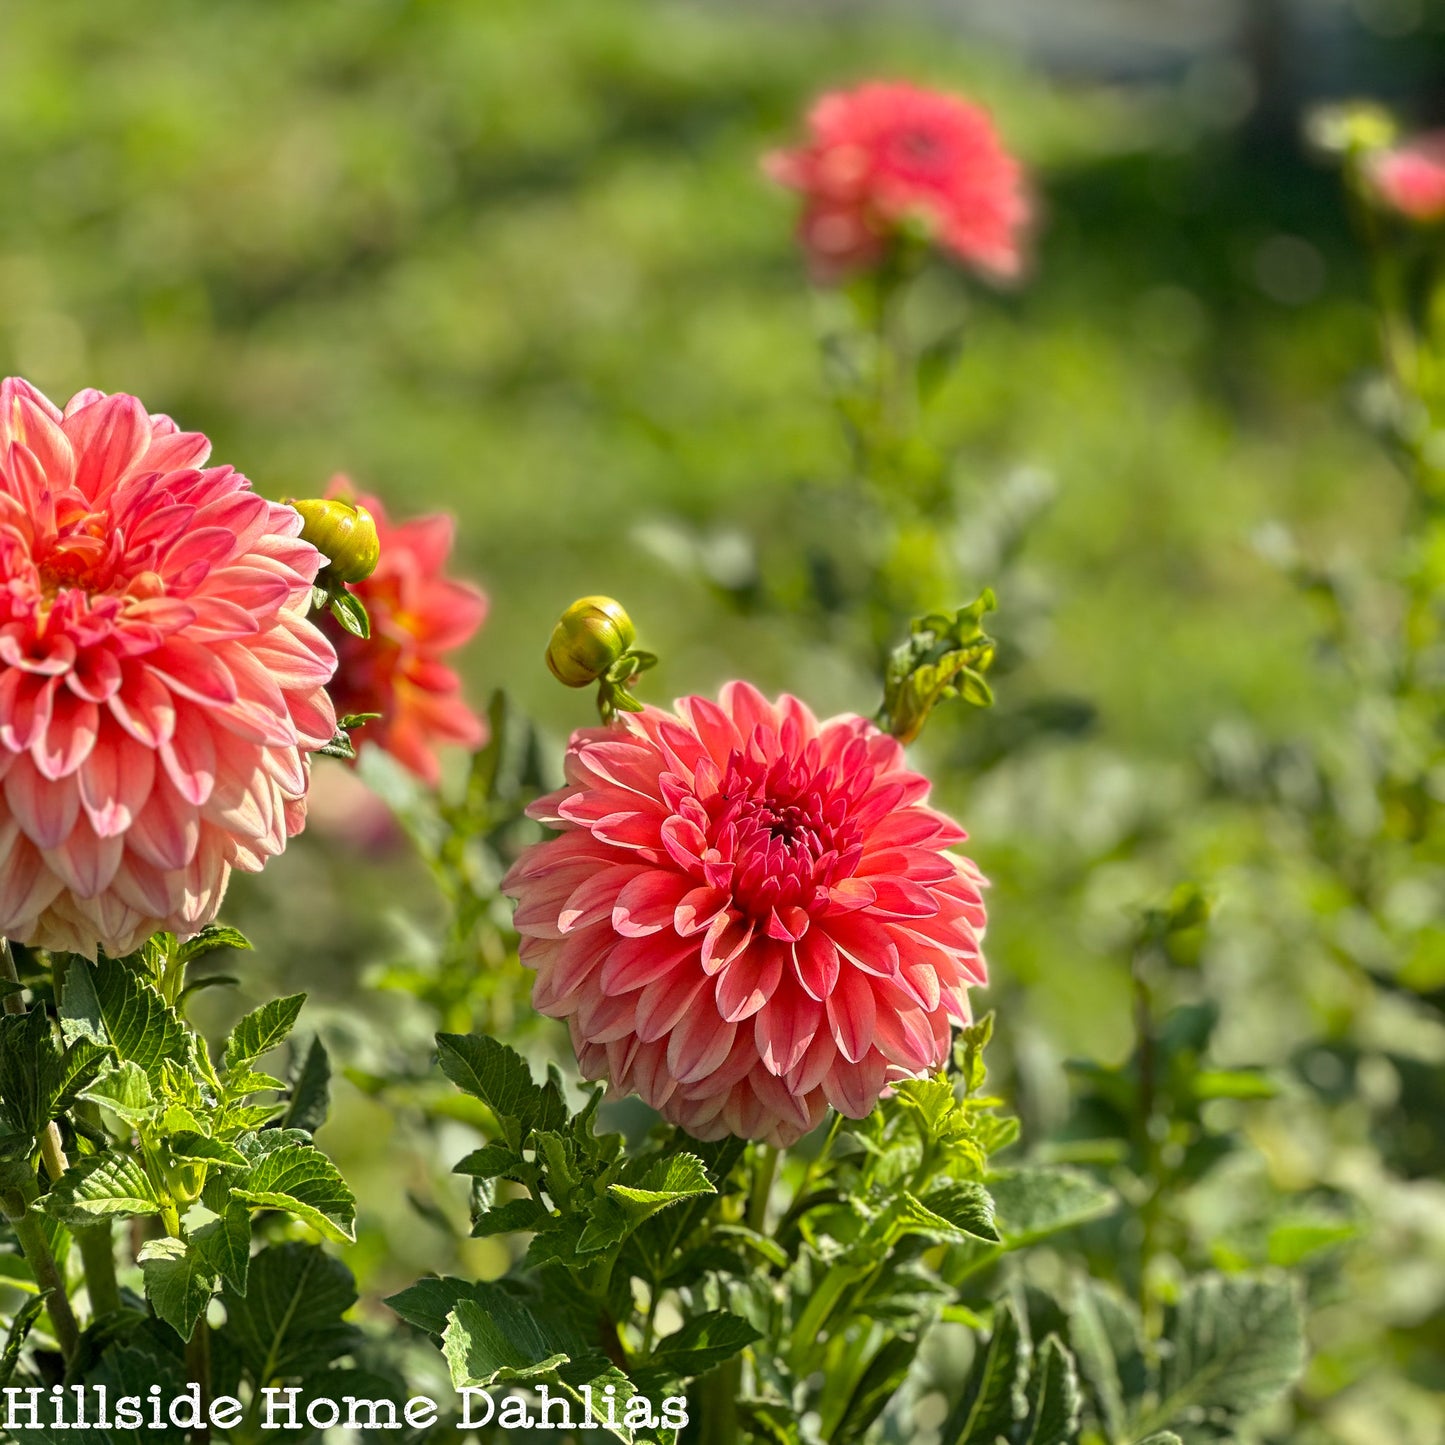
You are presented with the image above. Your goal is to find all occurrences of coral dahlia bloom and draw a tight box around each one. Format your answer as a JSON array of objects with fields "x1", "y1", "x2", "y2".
[
  {"x1": 0, "y1": 379, "x2": 338, "y2": 957},
  {"x1": 1367, "y1": 131, "x2": 1445, "y2": 223},
  {"x1": 321, "y1": 479, "x2": 487, "y2": 786},
  {"x1": 764, "y1": 81, "x2": 1028, "y2": 283},
  {"x1": 504, "y1": 682, "x2": 988, "y2": 1146}
]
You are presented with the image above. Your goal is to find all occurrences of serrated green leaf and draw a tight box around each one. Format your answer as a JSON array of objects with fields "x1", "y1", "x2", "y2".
[
  {"x1": 1025, "y1": 1335, "x2": 1082, "y2": 1445},
  {"x1": 0, "y1": 1294, "x2": 44, "y2": 1389},
  {"x1": 45, "y1": 1150, "x2": 161, "y2": 1223},
  {"x1": 139, "y1": 1237, "x2": 217, "y2": 1342},
  {"x1": 471, "y1": 1197, "x2": 550, "y2": 1238},
  {"x1": 907, "y1": 1183, "x2": 1001, "y2": 1244},
  {"x1": 62, "y1": 956, "x2": 187, "y2": 1079},
  {"x1": 442, "y1": 1296, "x2": 569, "y2": 1385},
  {"x1": 168, "y1": 1132, "x2": 248, "y2": 1168},
  {"x1": 989, "y1": 1166, "x2": 1117, "y2": 1247},
  {"x1": 79, "y1": 1060, "x2": 156, "y2": 1127},
  {"x1": 832, "y1": 1334, "x2": 920, "y2": 1445},
  {"x1": 453, "y1": 1143, "x2": 527, "y2": 1180},
  {"x1": 435, "y1": 1033, "x2": 565, "y2": 1136},
  {"x1": 230, "y1": 1142, "x2": 356, "y2": 1243},
  {"x1": 177, "y1": 926, "x2": 253, "y2": 966},
  {"x1": 192, "y1": 1203, "x2": 252, "y2": 1296},
  {"x1": 277, "y1": 1036, "x2": 331, "y2": 1134},
  {"x1": 1068, "y1": 1280, "x2": 1145, "y2": 1443},
  {"x1": 221, "y1": 1243, "x2": 361, "y2": 1384},
  {"x1": 386, "y1": 1276, "x2": 486, "y2": 1338},
  {"x1": 651, "y1": 1310, "x2": 761, "y2": 1377},
  {"x1": 1134, "y1": 1273, "x2": 1304, "y2": 1438},
  {"x1": 609, "y1": 1152, "x2": 714, "y2": 1210},
  {"x1": 223, "y1": 994, "x2": 306, "y2": 1073},
  {"x1": 940, "y1": 1298, "x2": 1028, "y2": 1445},
  {"x1": 0, "y1": 1010, "x2": 109, "y2": 1139}
]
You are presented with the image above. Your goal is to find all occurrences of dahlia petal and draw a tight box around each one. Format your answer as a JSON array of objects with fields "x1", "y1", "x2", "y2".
[
  {"x1": 673, "y1": 885, "x2": 730, "y2": 937},
  {"x1": 147, "y1": 639, "x2": 238, "y2": 707},
  {"x1": 109, "y1": 666, "x2": 177, "y2": 748},
  {"x1": 32, "y1": 692, "x2": 99, "y2": 780},
  {"x1": 827, "y1": 913, "x2": 901, "y2": 978},
  {"x1": 561, "y1": 866, "x2": 647, "y2": 934},
  {"x1": 755, "y1": 975, "x2": 823, "y2": 1077},
  {"x1": 127, "y1": 779, "x2": 201, "y2": 870},
  {"x1": 0, "y1": 830, "x2": 63, "y2": 934},
  {"x1": 826, "y1": 969, "x2": 877, "y2": 1064},
  {"x1": 0, "y1": 670, "x2": 56, "y2": 752},
  {"x1": 78, "y1": 728, "x2": 155, "y2": 837},
  {"x1": 635, "y1": 970, "x2": 708, "y2": 1044},
  {"x1": 44, "y1": 826, "x2": 124, "y2": 899},
  {"x1": 667, "y1": 1007, "x2": 737, "y2": 1086},
  {"x1": 715, "y1": 942, "x2": 785, "y2": 1024},
  {"x1": 67, "y1": 392, "x2": 151, "y2": 502},
  {"x1": 159, "y1": 711, "x2": 217, "y2": 807},
  {"x1": 611, "y1": 870, "x2": 692, "y2": 936}
]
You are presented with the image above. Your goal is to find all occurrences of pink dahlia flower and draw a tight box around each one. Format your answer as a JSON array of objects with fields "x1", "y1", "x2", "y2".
[
  {"x1": 764, "y1": 80, "x2": 1028, "y2": 283},
  {"x1": 504, "y1": 682, "x2": 988, "y2": 1146},
  {"x1": 1367, "y1": 131, "x2": 1445, "y2": 223},
  {"x1": 322, "y1": 479, "x2": 487, "y2": 787},
  {"x1": 0, "y1": 379, "x2": 337, "y2": 957}
]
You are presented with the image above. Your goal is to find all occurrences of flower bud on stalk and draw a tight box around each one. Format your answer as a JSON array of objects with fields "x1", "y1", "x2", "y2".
[
  {"x1": 546, "y1": 596, "x2": 654, "y2": 722},
  {"x1": 288, "y1": 497, "x2": 382, "y2": 583},
  {"x1": 546, "y1": 596, "x2": 637, "y2": 686}
]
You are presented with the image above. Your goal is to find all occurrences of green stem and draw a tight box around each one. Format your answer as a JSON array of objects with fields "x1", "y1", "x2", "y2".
[
  {"x1": 78, "y1": 1224, "x2": 121, "y2": 1319},
  {"x1": 3, "y1": 1190, "x2": 80, "y2": 1363},
  {"x1": 695, "y1": 1355, "x2": 741, "y2": 1445},
  {"x1": 1131, "y1": 946, "x2": 1163, "y2": 1329},
  {"x1": 746, "y1": 1145, "x2": 778, "y2": 1235},
  {"x1": 187, "y1": 1318, "x2": 213, "y2": 1445}
]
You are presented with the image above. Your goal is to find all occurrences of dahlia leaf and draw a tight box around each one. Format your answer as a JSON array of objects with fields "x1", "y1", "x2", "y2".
[
  {"x1": 831, "y1": 1334, "x2": 921, "y2": 1445},
  {"x1": 1132, "y1": 1273, "x2": 1304, "y2": 1439},
  {"x1": 648, "y1": 1309, "x2": 761, "y2": 1378},
  {"x1": 386, "y1": 1276, "x2": 488, "y2": 1339},
  {"x1": 1131, "y1": 1436, "x2": 1182, "y2": 1445},
  {"x1": 904, "y1": 1183, "x2": 1001, "y2": 1244},
  {"x1": 0, "y1": 1295, "x2": 44, "y2": 1390},
  {"x1": 176, "y1": 925, "x2": 253, "y2": 967},
  {"x1": 1023, "y1": 1335, "x2": 1082, "y2": 1445},
  {"x1": 435, "y1": 1033, "x2": 566, "y2": 1137},
  {"x1": 138, "y1": 1237, "x2": 217, "y2": 1342},
  {"x1": 328, "y1": 588, "x2": 371, "y2": 641},
  {"x1": 987, "y1": 1167, "x2": 1117, "y2": 1248},
  {"x1": 192, "y1": 1202, "x2": 252, "y2": 1296},
  {"x1": 230, "y1": 1141, "x2": 357, "y2": 1244},
  {"x1": 442, "y1": 1296, "x2": 570, "y2": 1385},
  {"x1": 609, "y1": 1152, "x2": 714, "y2": 1210},
  {"x1": 79, "y1": 1060, "x2": 157, "y2": 1128},
  {"x1": 168, "y1": 1132, "x2": 249, "y2": 1168},
  {"x1": 939, "y1": 1297, "x2": 1028, "y2": 1445},
  {"x1": 471, "y1": 1197, "x2": 551, "y2": 1238},
  {"x1": 62, "y1": 956, "x2": 187, "y2": 1081},
  {"x1": 222, "y1": 993, "x2": 306, "y2": 1074},
  {"x1": 220, "y1": 1243, "x2": 362, "y2": 1384},
  {"x1": 453, "y1": 1142, "x2": 529, "y2": 1181},
  {"x1": 277, "y1": 1035, "x2": 332, "y2": 1135},
  {"x1": 1066, "y1": 1280, "x2": 1146, "y2": 1442},
  {"x1": 45, "y1": 1150, "x2": 162, "y2": 1223},
  {"x1": 0, "y1": 1009, "x2": 107, "y2": 1138}
]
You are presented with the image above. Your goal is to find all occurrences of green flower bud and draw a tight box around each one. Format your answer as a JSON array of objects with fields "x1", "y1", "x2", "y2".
[
  {"x1": 288, "y1": 497, "x2": 381, "y2": 583},
  {"x1": 547, "y1": 596, "x2": 637, "y2": 688}
]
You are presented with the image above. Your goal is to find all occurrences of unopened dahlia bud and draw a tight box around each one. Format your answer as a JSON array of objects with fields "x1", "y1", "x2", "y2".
[
  {"x1": 288, "y1": 498, "x2": 381, "y2": 583},
  {"x1": 547, "y1": 596, "x2": 636, "y2": 688}
]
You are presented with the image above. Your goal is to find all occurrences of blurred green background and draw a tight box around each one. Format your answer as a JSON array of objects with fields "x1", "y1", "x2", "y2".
[{"x1": 3, "y1": 2, "x2": 1443, "y2": 1440}]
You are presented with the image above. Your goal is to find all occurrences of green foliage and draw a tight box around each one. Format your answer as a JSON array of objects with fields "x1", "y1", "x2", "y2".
[{"x1": 881, "y1": 592, "x2": 999, "y2": 742}]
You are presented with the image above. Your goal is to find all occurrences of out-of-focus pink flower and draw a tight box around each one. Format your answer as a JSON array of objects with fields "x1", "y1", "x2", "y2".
[
  {"x1": 304, "y1": 763, "x2": 403, "y2": 857},
  {"x1": 504, "y1": 682, "x2": 988, "y2": 1146},
  {"x1": 322, "y1": 480, "x2": 487, "y2": 787},
  {"x1": 764, "y1": 81, "x2": 1028, "y2": 283},
  {"x1": 0, "y1": 380, "x2": 337, "y2": 957},
  {"x1": 1367, "y1": 131, "x2": 1445, "y2": 223}
]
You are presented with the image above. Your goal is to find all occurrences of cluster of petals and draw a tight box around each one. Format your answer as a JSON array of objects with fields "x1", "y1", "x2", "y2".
[
  {"x1": 1367, "y1": 131, "x2": 1445, "y2": 223},
  {"x1": 0, "y1": 379, "x2": 337, "y2": 957},
  {"x1": 764, "y1": 80, "x2": 1028, "y2": 283},
  {"x1": 504, "y1": 682, "x2": 987, "y2": 1146},
  {"x1": 323, "y1": 479, "x2": 487, "y2": 786}
]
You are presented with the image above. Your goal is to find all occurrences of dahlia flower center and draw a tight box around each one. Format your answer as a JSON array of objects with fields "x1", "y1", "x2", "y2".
[{"x1": 705, "y1": 748, "x2": 861, "y2": 917}]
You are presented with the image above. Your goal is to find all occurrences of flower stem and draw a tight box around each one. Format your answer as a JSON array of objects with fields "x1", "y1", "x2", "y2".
[
  {"x1": 2, "y1": 1189, "x2": 80, "y2": 1363},
  {"x1": 747, "y1": 1145, "x2": 778, "y2": 1234},
  {"x1": 187, "y1": 1318, "x2": 213, "y2": 1444},
  {"x1": 77, "y1": 1222, "x2": 121, "y2": 1319}
]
